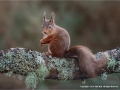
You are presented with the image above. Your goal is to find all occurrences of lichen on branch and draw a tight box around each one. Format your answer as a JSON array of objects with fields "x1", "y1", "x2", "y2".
[
  {"x1": 0, "y1": 48, "x2": 49, "y2": 89},
  {"x1": 0, "y1": 47, "x2": 120, "y2": 89}
]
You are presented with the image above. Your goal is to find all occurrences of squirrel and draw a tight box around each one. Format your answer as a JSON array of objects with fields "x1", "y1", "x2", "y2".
[
  {"x1": 40, "y1": 12, "x2": 70, "y2": 58},
  {"x1": 40, "y1": 12, "x2": 108, "y2": 78}
]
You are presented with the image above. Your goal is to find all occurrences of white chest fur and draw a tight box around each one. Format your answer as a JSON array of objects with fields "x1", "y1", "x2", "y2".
[{"x1": 48, "y1": 45, "x2": 52, "y2": 54}]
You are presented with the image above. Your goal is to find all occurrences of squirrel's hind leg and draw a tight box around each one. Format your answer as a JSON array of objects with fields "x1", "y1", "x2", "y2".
[{"x1": 49, "y1": 41, "x2": 65, "y2": 58}]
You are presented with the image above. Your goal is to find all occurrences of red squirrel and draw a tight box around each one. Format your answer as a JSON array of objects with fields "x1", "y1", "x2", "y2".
[
  {"x1": 40, "y1": 12, "x2": 108, "y2": 78},
  {"x1": 40, "y1": 12, "x2": 70, "y2": 58}
]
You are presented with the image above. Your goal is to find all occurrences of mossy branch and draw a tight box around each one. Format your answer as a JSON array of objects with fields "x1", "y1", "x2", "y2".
[{"x1": 0, "y1": 47, "x2": 120, "y2": 89}]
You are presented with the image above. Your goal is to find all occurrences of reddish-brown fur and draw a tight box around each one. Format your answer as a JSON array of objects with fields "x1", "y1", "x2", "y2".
[
  {"x1": 65, "y1": 45, "x2": 108, "y2": 77},
  {"x1": 40, "y1": 12, "x2": 108, "y2": 77},
  {"x1": 40, "y1": 12, "x2": 70, "y2": 58}
]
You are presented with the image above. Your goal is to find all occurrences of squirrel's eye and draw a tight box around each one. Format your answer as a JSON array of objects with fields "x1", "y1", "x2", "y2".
[{"x1": 48, "y1": 25, "x2": 52, "y2": 29}]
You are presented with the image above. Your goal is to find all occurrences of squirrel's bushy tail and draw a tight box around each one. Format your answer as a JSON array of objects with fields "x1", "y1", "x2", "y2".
[
  {"x1": 65, "y1": 45, "x2": 108, "y2": 78},
  {"x1": 95, "y1": 53, "x2": 108, "y2": 71}
]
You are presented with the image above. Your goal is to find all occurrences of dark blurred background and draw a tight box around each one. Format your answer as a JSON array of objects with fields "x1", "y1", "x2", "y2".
[{"x1": 0, "y1": 1, "x2": 120, "y2": 90}]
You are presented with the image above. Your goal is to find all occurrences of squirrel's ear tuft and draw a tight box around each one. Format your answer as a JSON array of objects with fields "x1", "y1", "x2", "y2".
[
  {"x1": 50, "y1": 12, "x2": 55, "y2": 23},
  {"x1": 43, "y1": 11, "x2": 46, "y2": 22}
]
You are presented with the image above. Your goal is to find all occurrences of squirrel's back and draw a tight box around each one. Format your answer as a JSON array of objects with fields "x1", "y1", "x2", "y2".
[{"x1": 49, "y1": 25, "x2": 70, "y2": 57}]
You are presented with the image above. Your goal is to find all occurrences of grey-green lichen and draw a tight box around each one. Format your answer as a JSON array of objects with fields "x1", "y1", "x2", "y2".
[
  {"x1": 81, "y1": 79, "x2": 86, "y2": 84},
  {"x1": 47, "y1": 56, "x2": 77, "y2": 80},
  {"x1": 25, "y1": 64, "x2": 49, "y2": 89},
  {"x1": 0, "y1": 48, "x2": 41, "y2": 73},
  {"x1": 101, "y1": 72, "x2": 107, "y2": 80},
  {"x1": 18, "y1": 75, "x2": 23, "y2": 80},
  {"x1": 106, "y1": 48, "x2": 120, "y2": 72},
  {"x1": 0, "y1": 48, "x2": 49, "y2": 89},
  {"x1": 6, "y1": 71, "x2": 13, "y2": 77},
  {"x1": 107, "y1": 56, "x2": 118, "y2": 70},
  {"x1": 36, "y1": 64, "x2": 49, "y2": 81},
  {"x1": 95, "y1": 52, "x2": 109, "y2": 80},
  {"x1": 25, "y1": 72, "x2": 38, "y2": 89},
  {"x1": 115, "y1": 61, "x2": 120, "y2": 72}
]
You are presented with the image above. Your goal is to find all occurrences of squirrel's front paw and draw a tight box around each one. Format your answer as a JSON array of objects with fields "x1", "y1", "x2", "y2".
[
  {"x1": 45, "y1": 52, "x2": 52, "y2": 57},
  {"x1": 40, "y1": 39, "x2": 43, "y2": 47},
  {"x1": 45, "y1": 52, "x2": 50, "y2": 55}
]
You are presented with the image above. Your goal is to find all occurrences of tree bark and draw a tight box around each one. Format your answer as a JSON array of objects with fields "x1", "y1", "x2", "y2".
[{"x1": 0, "y1": 47, "x2": 120, "y2": 80}]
